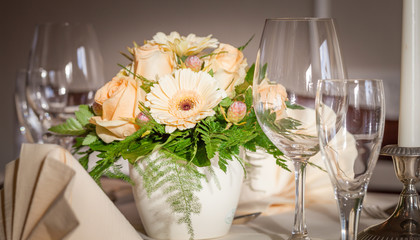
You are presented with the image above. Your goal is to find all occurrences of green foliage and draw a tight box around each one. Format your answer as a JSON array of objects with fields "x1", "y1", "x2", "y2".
[
  {"x1": 75, "y1": 105, "x2": 94, "y2": 125},
  {"x1": 49, "y1": 105, "x2": 95, "y2": 135},
  {"x1": 219, "y1": 97, "x2": 233, "y2": 108},
  {"x1": 87, "y1": 124, "x2": 156, "y2": 182},
  {"x1": 49, "y1": 118, "x2": 85, "y2": 135},
  {"x1": 235, "y1": 64, "x2": 255, "y2": 97},
  {"x1": 286, "y1": 101, "x2": 305, "y2": 110},
  {"x1": 82, "y1": 132, "x2": 98, "y2": 145},
  {"x1": 118, "y1": 64, "x2": 155, "y2": 92},
  {"x1": 243, "y1": 110, "x2": 289, "y2": 170},
  {"x1": 196, "y1": 118, "x2": 227, "y2": 161},
  {"x1": 244, "y1": 64, "x2": 255, "y2": 85},
  {"x1": 105, "y1": 164, "x2": 133, "y2": 184},
  {"x1": 237, "y1": 35, "x2": 254, "y2": 51},
  {"x1": 208, "y1": 69, "x2": 214, "y2": 77}
]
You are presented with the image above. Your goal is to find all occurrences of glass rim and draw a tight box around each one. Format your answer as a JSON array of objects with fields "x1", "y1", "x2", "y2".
[
  {"x1": 318, "y1": 78, "x2": 383, "y2": 83},
  {"x1": 35, "y1": 22, "x2": 93, "y2": 28},
  {"x1": 265, "y1": 17, "x2": 334, "y2": 22}
]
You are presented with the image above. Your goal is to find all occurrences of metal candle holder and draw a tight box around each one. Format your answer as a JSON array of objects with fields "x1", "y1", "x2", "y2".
[{"x1": 358, "y1": 145, "x2": 420, "y2": 240}]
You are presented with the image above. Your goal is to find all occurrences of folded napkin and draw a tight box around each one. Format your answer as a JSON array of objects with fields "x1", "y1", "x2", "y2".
[
  {"x1": 0, "y1": 143, "x2": 143, "y2": 240},
  {"x1": 238, "y1": 148, "x2": 336, "y2": 215}
]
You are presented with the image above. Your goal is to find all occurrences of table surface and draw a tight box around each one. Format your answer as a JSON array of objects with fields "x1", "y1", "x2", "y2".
[{"x1": 102, "y1": 178, "x2": 400, "y2": 240}]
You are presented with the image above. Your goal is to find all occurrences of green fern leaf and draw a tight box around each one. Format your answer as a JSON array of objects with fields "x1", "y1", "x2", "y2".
[
  {"x1": 286, "y1": 101, "x2": 305, "y2": 110},
  {"x1": 244, "y1": 64, "x2": 255, "y2": 84},
  {"x1": 104, "y1": 164, "x2": 133, "y2": 183},
  {"x1": 134, "y1": 151, "x2": 206, "y2": 240},
  {"x1": 48, "y1": 117, "x2": 85, "y2": 135},
  {"x1": 196, "y1": 119, "x2": 227, "y2": 161},
  {"x1": 75, "y1": 105, "x2": 94, "y2": 126},
  {"x1": 219, "y1": 97, "x2": 233, "y2": 107},
  {"x1": 82, "y1": 132, "x2": 98, "y2": 145},
  {"x1": 244, "y1": 87, "x2": 253, "y2": 111}
]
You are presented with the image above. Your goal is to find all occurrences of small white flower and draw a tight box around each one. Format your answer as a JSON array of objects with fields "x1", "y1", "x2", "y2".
[{"x1": 146, "y1": 69, "x2": 226, "y2": 133}]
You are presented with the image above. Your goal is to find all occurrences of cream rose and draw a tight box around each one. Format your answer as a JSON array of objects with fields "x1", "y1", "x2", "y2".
[
  {"x1": 206, "y1": 43, "x2": 247, "y2": 97},
  {"x1": 90, "y1": 76, "x2": 144, "y2": 143},
  {"x1": 258, "y1": 78, "x2": 288, "y2": 119},
  {"x1": 133, "y1": 43, "x2": 174, "y2": 81}
]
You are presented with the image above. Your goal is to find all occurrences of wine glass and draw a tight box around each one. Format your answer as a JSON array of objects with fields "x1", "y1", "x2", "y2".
[
  {"x1": 253, "y1": 18, "x2": 346, "y2": 239},
  {"x1": 315, "y1": 79, "x2": 385, "y2": 240},
  {"x1": 26, "y1": 22, "x2": 105, "y2": 146},
  {"x1": 14, "y1": 69, "x2": 43, "y2": 157}
]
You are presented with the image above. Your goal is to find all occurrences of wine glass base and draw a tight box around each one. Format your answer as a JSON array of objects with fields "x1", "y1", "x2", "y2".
[{"x1": 288, "y1": 234, "x2": 310, "y2": 240}]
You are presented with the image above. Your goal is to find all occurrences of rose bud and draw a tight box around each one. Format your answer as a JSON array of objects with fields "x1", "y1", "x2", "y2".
[
  {"x1": 136, "y1": 112, "x2": 150, "y2": 125},
  {"x1": 92, "y1": 102, "x2": 103, "y2": 116},
  {"x1": 185, "y1": 55, "x2": 203, "y2": 72},
  {"x1": 227, "y1": 101, "x2": 247, "y2": 123}
]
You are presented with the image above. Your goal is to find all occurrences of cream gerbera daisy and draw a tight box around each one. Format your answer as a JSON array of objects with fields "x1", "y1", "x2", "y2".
[
  {"x1": 150, "y1": 31, "x2": 219, "y2": 57},
  {"x1": 146, "y1": 68, "x2": 226, "y2": 133},
  {"x1": 151, "y1": 31, "x2": 181, "y2": 45}
]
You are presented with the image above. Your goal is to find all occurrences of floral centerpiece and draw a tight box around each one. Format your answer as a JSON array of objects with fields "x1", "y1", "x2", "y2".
[{"x1": 50, "y1": 31, "x2": 289, "y2": 239}]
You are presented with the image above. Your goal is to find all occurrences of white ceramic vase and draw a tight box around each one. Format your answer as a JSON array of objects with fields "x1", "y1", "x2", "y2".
[{"x1": 129, "y1": 151, "x2": 244, "y2": 240}]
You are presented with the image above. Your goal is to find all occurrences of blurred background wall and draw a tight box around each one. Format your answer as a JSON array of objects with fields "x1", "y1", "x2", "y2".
[{"x1": 0, "y1": 0, "x2": 402, "y2": 190}]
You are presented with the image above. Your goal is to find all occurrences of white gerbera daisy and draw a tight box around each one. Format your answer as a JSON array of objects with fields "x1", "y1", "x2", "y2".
[
  {"x1": 146, "y1": 69, "x2": 226, "y2": 133},
  {"x1": 150, "y1": 32, "x2": 219, "y2": 57}
]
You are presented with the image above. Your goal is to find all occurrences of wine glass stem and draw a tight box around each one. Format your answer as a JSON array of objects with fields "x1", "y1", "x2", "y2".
[
  {"x1": 336, "y1": 193, "x2": 363, "y2": 240},
  {"x1": 291, "y1": 160, "x2": 309, "y2": 238}
]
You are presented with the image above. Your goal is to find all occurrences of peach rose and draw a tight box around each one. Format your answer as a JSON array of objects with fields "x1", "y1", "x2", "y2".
[
  {"x1": 90, "y1": 76, "x2": 145, "y2": 143},
  {"x1": 257, "y1": 78, "x2": 288, "y2": 119},
  {"x1": 133, "y1": 43, "x2": 174, "y2": 81},
  {"x1": 206, "y1": 43, "x2": 247, "y2": 97}
]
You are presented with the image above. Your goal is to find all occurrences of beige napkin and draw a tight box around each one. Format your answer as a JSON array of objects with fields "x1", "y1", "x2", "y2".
[
  {"x1": 238, "y1": 148, "x2": 335, "y2": 215},
  {"x1": 0, "y1": 143, "x2": 143, "y2": 240}
]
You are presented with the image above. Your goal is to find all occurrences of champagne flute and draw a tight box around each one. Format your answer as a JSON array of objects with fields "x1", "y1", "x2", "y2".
[
  {"x1": 315, "y1": 79, "x2": 385, "y2": 240},
  {"x1": 26, "y1": 22, "x2": 104, "y2": 146},
  {"x1": 253, "y1": 18, "x2": 346, "y2": 239}
]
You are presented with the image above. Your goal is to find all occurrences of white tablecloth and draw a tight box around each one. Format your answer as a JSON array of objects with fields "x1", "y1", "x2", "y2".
[{"x1": 106, "y1": 175, "x2": 399, "y2": 240}]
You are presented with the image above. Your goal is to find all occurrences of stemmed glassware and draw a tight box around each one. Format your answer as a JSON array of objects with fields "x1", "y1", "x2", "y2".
[
  {"x1": 253, "y1": 18, "x2": 346, "y2": 239},
  {"x1": 14, "y1": 69, "x2": 43, "y2": 156},
  {"x1": 315, "y1": 79, "x2": 385, "y2": 240},
  {"x1": 26, "y1": 22, "x2": 104, "y2": 146}
]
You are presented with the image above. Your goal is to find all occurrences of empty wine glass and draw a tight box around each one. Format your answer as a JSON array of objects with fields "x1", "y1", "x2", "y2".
[
  {"x1": 315, "y1": 79, "x2": 385, "y2": 240},
  {"x1": 253, "y1": 18, "x2": 346, "y2": 239},
  {"x1": 14, "y1": 69, "x2": 43, "y2": 157},
  {"x1": 26, "y1": 22, "x2": 105, "y2": 146}
]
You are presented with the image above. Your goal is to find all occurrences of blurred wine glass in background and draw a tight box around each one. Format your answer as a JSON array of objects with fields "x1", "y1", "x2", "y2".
[
  {"x1": 26, "y1": 22, "x2": 104, "y2": 147},
  {"x1": 14, "y1": 69, "x2": 43, "y2": 157}
]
